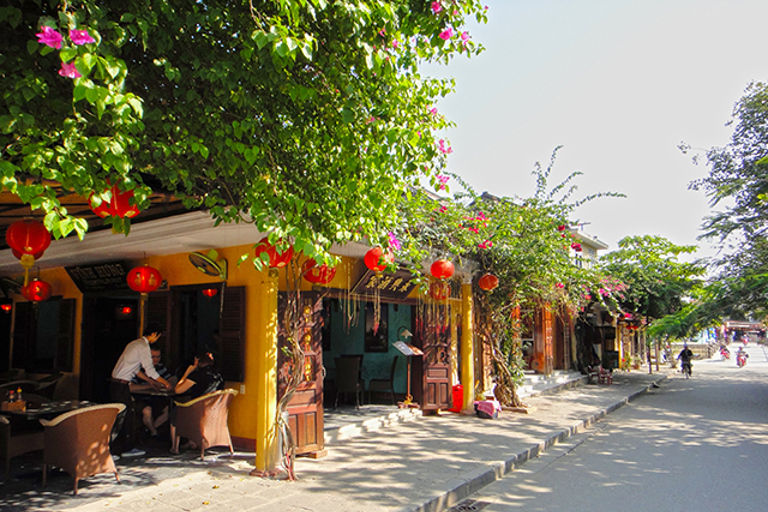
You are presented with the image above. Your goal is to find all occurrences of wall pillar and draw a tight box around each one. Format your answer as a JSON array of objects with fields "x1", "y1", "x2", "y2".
[
  {"x1": 253, "y1": 270, "x2": 279, "y2": 473},
  {"x1": 460, "y1": 282, "x2": 474, "y2": 414}
]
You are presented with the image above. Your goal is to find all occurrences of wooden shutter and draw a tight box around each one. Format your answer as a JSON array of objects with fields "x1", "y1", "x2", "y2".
[
  {"x1": 219, "y1": 286, "x2": 245, "y2": 382},
  {"x1": 54, "y1": 299, "x2": 75, "y2": 372}
]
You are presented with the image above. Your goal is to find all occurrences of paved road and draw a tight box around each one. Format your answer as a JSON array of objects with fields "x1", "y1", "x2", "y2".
[{"x1": 453, "y1": 344, "x2": 768, "y2": 512}]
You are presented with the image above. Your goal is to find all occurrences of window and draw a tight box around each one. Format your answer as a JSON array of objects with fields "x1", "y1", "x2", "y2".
[
  {"x1": 364, "y1": 301, "x2": 388, "y2": 352},
  {"x1": 12, "y1": 298, "x2": 75, "y2": 372}
]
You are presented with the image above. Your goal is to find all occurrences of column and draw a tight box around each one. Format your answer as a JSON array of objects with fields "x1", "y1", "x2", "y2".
[{"x1": 460, "y1": 281, "x2": 474, "y2": 414}]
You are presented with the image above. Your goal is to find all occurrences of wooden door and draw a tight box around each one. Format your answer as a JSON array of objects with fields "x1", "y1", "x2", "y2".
[
  {"x1": 414, "y1": 303, "x2": 451, "y2": 413},
  {"x1": 277, "y1": 292, "x2": 325, "y2": 457}
]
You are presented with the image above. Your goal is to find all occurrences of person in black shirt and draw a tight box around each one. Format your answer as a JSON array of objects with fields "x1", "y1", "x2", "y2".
[
  {"x1": 130, "y1": 348, "x2": 176, "y2": 436},
  {"x1": 169, "y1": 351, "x2": 224, "y2": 454}
]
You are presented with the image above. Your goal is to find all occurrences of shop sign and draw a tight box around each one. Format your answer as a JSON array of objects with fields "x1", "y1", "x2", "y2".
[
  {"x1": 351, "y1": 267, "x2": 419, "y2": 301},
  {"x1": 65, "y1": 261, "x2": 131, "y2": 292}
]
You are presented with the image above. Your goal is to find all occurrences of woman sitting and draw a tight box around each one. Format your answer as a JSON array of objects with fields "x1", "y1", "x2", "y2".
[{"x1": 169, "y1": 351, "x2": 224, "y2": 454}]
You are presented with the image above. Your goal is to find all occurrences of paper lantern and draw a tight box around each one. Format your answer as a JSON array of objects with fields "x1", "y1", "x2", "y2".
[
  {"x1": 302, "y1": 259, "x2": 337, "y2": 284},
  {"x1": 127, "y1": 265, "x2": 162, "y2": 294},
  {"x1": 6, "y1": 219, "x2": 51, "y2": 273},
  {"x1": 89, "y1": 182, "x2": 140, "y2": 219},
  {"x1": 21, "y1": 278, "x2": 52, "y2": 302},
  {"x1": 364, "y1": 247, "x2": 393, "y2": 272},
  {"x1": 430, "y1": 259, "x2": 454, "y2": 280},
  {"x1": 254, "y1": 237, "x2": 294, "y2": 268},
  {"x1": 429, "y1": 280, "x2": 451, "y2": 301},
  {"x1": 478, "y1": 273, "x2": 499, "y2": 291},
  {"x1": 1, "y1": 303, "x2": 12, "y2": 312},
  {"x1": 201, "y1": 288, "x2": 218, "y2": 298}
]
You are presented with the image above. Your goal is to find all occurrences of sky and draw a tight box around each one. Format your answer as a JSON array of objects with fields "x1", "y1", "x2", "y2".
[{"x1": 427, "y1": 0, "x2": 768, "y2": 260}]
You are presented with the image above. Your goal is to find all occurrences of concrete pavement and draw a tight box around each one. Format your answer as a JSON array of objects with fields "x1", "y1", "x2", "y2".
[{"x1": 0, "y1": 368, "x2": 671, "y2": 512}]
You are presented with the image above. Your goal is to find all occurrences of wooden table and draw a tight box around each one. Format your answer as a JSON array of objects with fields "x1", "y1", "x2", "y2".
[{"x1": 0, "y1": 400, "x2": 95, "y2": 421}]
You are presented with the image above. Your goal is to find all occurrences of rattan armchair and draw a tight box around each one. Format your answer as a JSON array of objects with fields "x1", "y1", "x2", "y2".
[
  {"x1": 174, "y1": 389, "x2": 238, "y2": 460},
  {"x1": 39, "y1": 403, "x2": 125, "y2": 494}
]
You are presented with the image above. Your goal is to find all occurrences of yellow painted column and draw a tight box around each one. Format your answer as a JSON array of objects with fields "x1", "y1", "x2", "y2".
[
  {"x1": 253, "y1": 270, "x2": 279, "y2": 472},
  {"x1": 460, "y1": 281, "x2": 475, "y2": 414}
]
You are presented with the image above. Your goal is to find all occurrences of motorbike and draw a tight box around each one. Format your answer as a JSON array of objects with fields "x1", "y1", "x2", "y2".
[
  {"x1": 736, "y1": 351, "x2": 748, "y2": 368},
  {"x1": 720, "y1": 347, "x2": 731, "y2": 359}
]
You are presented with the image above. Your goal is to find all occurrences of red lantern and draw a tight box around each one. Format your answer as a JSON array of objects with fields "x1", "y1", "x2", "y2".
[
  {"x1": 6, "y1": 219, "x2": 51, "y2": 274},
  {"x1": 201, "y1": 288, "x2": 218, "y2": 298},
  {"x1": 430, "y1": 259, "x2": 454, "y2": 280},
  {"x1": 89, "y1": 182, "x2": 141, "y2": 219},
  {"x1": 302, "y1": 259, "x2": 337, "y2": 284},
  {"x1": 0, "y1": 303, "x2": 12, "y2": 313},
  {"x1": 21, "y1": 279, "x2": 52, "y2": 303},
  {"x1": 127, "y1": 266, "x2": 162, "y2": 294},
  {"x1": 429, "y1": 280, "x2": 451, "y2": 301},
  {"x1": 364, "y1": 247, "x2": 393, "y2": 272},
  {"x1": 254, "y1": 237, "x2": 294, "y2": 269},
  {"x1": 478, "y1": 273, "x2": 499, "y2": 291}
]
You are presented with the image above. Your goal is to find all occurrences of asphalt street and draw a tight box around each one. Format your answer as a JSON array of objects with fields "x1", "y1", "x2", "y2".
[{"x1": 452, "y1": 344, "x2": 768, "y2": 512}]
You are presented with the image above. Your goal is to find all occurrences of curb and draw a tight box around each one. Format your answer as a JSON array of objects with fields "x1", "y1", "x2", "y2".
[{"x1": 410, "y1": 374, "x2": 669, "y2": 512}]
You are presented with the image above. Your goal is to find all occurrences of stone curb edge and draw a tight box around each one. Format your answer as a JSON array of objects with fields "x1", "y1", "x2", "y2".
[{"x1": 409, "y1": 374, "x2": 669, "y2": 512}]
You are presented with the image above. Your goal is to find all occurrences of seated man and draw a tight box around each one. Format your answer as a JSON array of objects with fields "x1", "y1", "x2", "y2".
[{"x1": 130, "y1": 348, "x2": 177, "y2": 436}]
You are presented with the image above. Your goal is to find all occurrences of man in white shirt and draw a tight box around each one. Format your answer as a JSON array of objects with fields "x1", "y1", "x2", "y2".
[{"x1": 110, "y1": 324, "x2": 171, "y2": 458}]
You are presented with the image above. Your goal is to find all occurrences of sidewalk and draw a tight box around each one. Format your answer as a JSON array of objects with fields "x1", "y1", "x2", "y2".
[{"x1": 0, "y1": 368, "x2": 670, "y2": 512}]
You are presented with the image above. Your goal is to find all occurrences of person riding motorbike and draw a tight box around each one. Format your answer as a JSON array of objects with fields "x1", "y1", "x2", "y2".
[
  {"x1": 736, "y1": 346, "x2": 749, "y2": 367},
  {"x1": 678, "y1": 343, "x2": 693, "y2": 377},
  {"x1": 720, "y1": 345, "x2": 730, "y2": 359}
]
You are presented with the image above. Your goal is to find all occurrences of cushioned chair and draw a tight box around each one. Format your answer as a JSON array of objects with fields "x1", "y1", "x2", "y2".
[
  {"x1": 174, "y1": 389, "x2": 238, "y2": 461},
  {"x1": 335, "y1": 355, "x2": 364, "y2": 408},
  {"x1": 39, "y1": 403, "x2": 125, "y2": 494},
  {"x1": 368, "y1": 355, "x2": 398, "y2": 405}
]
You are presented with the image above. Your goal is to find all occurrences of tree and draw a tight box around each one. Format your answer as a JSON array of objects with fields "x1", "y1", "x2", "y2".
[
  {"x1": 598, "y1": 235, "x2": 706, "y2": 351},
  {"x1": 393, "y1": 148, "x2": 622, "y2": 407},
  {"x1": 1, "y1": 0, "x2": 487, "y2": 258},
  {"x1": 687, "y1": 81, "x2": 768, "y2": 317}
]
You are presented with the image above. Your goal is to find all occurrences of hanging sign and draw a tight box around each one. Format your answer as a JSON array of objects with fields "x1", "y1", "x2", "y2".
[
  {"x1": 351, "y1": 267, "x2": 419, "y2": 302},
  {"x1": 65, "y1": 262, "x2": 132, "y2": 292}
]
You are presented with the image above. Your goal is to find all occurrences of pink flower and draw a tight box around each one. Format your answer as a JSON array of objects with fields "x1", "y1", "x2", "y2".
[
  {"x1": 571, "y1": 242, "x2": 582, "y2": 252},
  {"x1": 437, "y1": 139, "x2": 453, "y2": 154},
  {"x1": 437, "y1": 205, "x2": 448, "y2": 214},
  {"x1": 429, "y1": 107, "x2": 438, "y2": 115},
  {"x1": 557, "y1": 225, "x2": 566, "y2": 231},
  {"x1": 438, "y1": 28, "x2": 453, "y2": 41},
  {"x1": 58, "y1": 61, "x2": 81, "y2": 79},
  {"x1": 392, "y1": 40, "x2": 399, "y2": 49},
  {"x1": 70, "y1": 29, "x2": 95, "y2": 45},
  {"x1": 436, "y1": 174, "x2": 450, "y2": 190},
  {"x1": 388, "y1": 231, "x2": 401, "y2": 252},
  {"x1": 478, "y1": 240, "x2": 493, "y2": 249},
  {"x1": 379, "y1": 28, "x2": 386, "y2": 37},
  {"x1": 461, "y1": 31, "x2": 470, "y2": 45},
  {"x1": 556, "y1": 282, "x2": 565, "y2": 289},
  {"x1": 431, "y1": 1, "x2": 443, "y2": 14},
  {"x1": 36, "y1": 26, "x2": 63, "y2": 49}
]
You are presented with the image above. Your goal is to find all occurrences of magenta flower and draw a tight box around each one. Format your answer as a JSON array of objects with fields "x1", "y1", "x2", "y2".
[
  {"x1": 436, "y1": 174, "x2": 450, "y2": 190},
  {"x1": 556, "y1": 282, "x2": 565, "y2": 289},
  {"x1": 461, "y1": 31, "x2": 470, "y2": 45},
  {"x1": 437, "y1": 205, "x2": 448, "y2": 214},
  {"x1": 437, "y1": 139, "x2": 453, "y2": 154},
  {"x1": 478, "y1": 240, "x2": 493, "y2": 249},
  {"x1": 58, "y1": 61, "x2": 81, "y2": 79},
  {"x1": 429, "y1": 107, "x2": 438, "y2": 115},
  {"x1": 431, "y1": 1, "x2": 443, "y2": 14},
  {"x1": 387, "y1": 231, "x2": 401, "y2": 252},
  {"x1": 70, "y1": 29, "x2": 95, "y2": 45},
  {"x1": 571, "y1": 242, "x2": 582, "y2": 252},
  {"x1": 36, "y1": 26, "x2": 63, "y2": 49},
  {"x1": 438, "y1": 28, "x2": 453, "y2": 41}
]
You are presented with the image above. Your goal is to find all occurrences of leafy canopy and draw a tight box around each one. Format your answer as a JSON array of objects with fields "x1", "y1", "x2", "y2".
[{"x1": 1, "y1": 0, "x2": 487, "y2": 260}]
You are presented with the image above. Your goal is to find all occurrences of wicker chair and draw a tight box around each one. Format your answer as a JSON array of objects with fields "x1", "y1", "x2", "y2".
[
  {"x1": 174, "y1": 389, "x2": 238, "y2": 460},
  {"x1": 39, "y1": 403, "x2": 125, "y2": 494}
]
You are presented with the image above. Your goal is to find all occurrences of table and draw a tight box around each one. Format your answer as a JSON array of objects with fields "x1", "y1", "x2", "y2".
[{"x1": 0, "y1": 400, "x2": 95, "y2": 421}]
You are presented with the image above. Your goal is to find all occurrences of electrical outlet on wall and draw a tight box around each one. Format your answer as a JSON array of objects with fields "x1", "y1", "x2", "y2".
[{"x1": 240, "y1": 384, "x2": 246, "y2": 394}]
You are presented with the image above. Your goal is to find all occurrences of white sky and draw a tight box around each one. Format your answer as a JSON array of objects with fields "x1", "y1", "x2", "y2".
[{"x1": 428, "y1": 0, "x2": 768, "y2": 260}]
